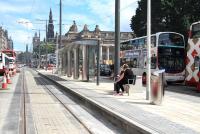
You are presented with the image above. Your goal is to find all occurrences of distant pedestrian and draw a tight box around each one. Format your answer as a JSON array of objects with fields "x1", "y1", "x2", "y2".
[{"x1": 114, "y1": 64, "x2": 134, "y2": 95}]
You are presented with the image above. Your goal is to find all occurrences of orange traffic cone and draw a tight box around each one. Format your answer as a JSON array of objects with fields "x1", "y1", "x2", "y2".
[
  {"x1": 7, "y1": 72, "x2": 12, "y2": 84},
  {"x1": 2, "y1": 73, "x2": 7, "y2": 89}
]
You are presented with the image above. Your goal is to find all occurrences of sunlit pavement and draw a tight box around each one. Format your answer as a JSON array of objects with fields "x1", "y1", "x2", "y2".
[{"x1": 38, "y1": 69, "x2": 200, "y2": 134}]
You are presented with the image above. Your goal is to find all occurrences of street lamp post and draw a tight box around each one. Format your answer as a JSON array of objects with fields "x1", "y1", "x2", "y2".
[
  {"x1": 146, "y1": 0, "x2": 151, "y2": 100},
  {"x1": 38, "y1": 30, "x2": 41, "y2": 69},
  {"x1": 45, "y1": 20, "x2": 48, "y2": 71},
  {"x1": 57, "y1": 0, "x2": 62, "y2": 75},
  {"x1": 114, "y1": 0, "x2": 120, "y2": 78}
]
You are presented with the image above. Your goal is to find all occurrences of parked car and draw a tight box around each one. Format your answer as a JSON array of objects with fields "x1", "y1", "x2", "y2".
[{"x1": 100, "y1": 64, "x2": 111, "y2": 76}]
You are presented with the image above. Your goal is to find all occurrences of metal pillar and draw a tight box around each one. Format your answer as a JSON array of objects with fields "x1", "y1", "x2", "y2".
[
  {"x1": 96, "y1": 40, "x2": 100, "y2": 85},
  {"x1": 58, "y1": 0, "x2": 62, "y2": 75},
  {"x1": 114, "y1": 0, "x2": 120, "y2": 77},
  {"x1": 38, "y1": 30, "x2": 41, "y2": 69},
  {"x1": 146, "y1": 0, "x2": 151, "y2": 100}
]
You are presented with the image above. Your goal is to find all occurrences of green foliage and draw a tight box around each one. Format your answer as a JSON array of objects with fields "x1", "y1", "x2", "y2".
[
  {"x1": 33, "y1": 42, "x2": 56, "y2": 55},
  {"x1": 130, "y1": 0, "x2": 200, "y2": 39}
]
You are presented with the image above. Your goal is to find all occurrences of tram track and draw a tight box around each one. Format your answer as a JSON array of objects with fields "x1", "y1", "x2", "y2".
[
  {"x1": 28, "y1": 69, "x2": 123, "y2": 134},
  {"x1": 30, "y1": 70, "x2": 93, "y2": 134},
  {"x1": 19, "y1": 69, "x2": 27, "y2": 134}
]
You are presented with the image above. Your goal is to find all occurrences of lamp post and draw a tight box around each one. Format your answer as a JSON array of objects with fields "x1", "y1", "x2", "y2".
[
  {"x1": 58, "y1": 0, "x2": 62, "y2": 75},
  {"x1": 114, "y1": 0, "x2": 120, "y2": 78},
  {"x1": 146, "y1": 0, "x2": 151, "y2": 100}
]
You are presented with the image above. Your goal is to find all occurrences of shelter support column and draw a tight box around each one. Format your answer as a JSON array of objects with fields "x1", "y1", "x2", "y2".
[
  {"x1": 73, "y1": 48, "x2": 79, "y2": 79},
  {"x1": 67, "y1": 50, "x2": 72, "y2": 77},
  {"x1": 82, "y1": 45, "x2": 88, "y2": 81},
  {"x1": 106, "y1": 46, "x2": 110, "y2": 64},
  {"x1": 100, "y1": 45, "x2": 102, "y2": 64},
  {"x1": 63, "y1": 52, "x2": 67, "y2": 74}
]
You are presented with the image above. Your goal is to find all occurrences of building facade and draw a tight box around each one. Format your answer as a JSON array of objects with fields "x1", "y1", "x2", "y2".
[
  {"x1": 60, "y1": 21, "x2": 134, "y2": 80},
  {"x1": 0, "y1": 27, "x2": 10, "y2": 50},
  {"x1": 32, "y1": 32, "x2": 40, "y2": 48}
]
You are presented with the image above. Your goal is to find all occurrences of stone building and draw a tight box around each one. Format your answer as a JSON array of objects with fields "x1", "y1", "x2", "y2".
[
  {"x1": 60, "y1": 21, "x2": 134, "y2": 81},
  {"x1": 32, "y1": 32, "x2": 40, "y2": 48},
  {"x1": 7, "y1": 37, "x2": 13, "y2": 50},
  {"x1": 0, "y1": 27, "x2": 10, "y2": 50}
]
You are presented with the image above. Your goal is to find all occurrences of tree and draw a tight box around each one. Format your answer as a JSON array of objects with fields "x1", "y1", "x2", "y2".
[
  {"x1": 130, "y1": 0, "x2": 200, "y2": 39},
  {"x1": 33, "y1": 42, "x2": 56, "y2": 56}
]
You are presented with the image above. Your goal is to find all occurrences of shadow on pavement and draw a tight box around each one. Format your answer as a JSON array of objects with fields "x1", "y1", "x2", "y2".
[
  {"x1": 125, "y1": 101, "x2": 151, "y2": 105},
  {"x1": 34, "y1": 77, "x2": 55, "y2": 85},
  {"x1": 44, "y1": 75, "x2": 67, "y2": 81},
  {"x1": 165, "y1": 84, "x2": 200, "y2": 97}
]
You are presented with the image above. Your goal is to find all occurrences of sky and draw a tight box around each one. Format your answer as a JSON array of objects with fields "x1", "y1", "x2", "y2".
[{"x1": 0, "y1": 0, "x2": 138, "y2": 52}]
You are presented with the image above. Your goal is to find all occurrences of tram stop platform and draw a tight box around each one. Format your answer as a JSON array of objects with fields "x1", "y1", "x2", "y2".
[{"x1": 39, "y1": 70, "x2": 200, "y2": 134}]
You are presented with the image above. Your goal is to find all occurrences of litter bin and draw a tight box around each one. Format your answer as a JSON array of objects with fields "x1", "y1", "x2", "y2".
[{"x1": 150, "y1": 69, "x2": 165, "y2": 105}]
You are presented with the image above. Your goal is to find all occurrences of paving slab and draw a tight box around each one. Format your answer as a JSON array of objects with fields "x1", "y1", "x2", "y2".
[{"x1": 38, "y1": 69, "x2": 200, "y2": 134}]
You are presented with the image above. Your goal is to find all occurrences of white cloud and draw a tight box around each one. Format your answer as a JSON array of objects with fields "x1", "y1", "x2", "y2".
[
  {"x1": 0, "y1": 1, "x2": 31, "y2": 13},
  {"x1": 62, "y1": 0, "x2": 85, "y2": 6},
  {"x1": 16, "y1": 18, "x2": 33, "y2": 29},
  {"x1": 86, "y1": 0, "x2": 138, "y2": 31},
  {"x1": 121, "y1": 0, "x2": 138, "y2": 31},
  {"x1": 10, "y1": 30, "x2": 32, "y2": 46}
]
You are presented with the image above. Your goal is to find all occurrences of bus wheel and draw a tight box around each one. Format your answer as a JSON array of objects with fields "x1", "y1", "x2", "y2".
[{"x1": 142, "y1": 73, "x2": 147, "y2": 86}]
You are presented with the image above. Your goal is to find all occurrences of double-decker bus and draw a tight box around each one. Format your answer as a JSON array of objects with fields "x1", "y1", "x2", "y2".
[
  {"x1": 120, "y1": 32, "x2": 185, "y2": 84},
  {"x1": 0, "y1": 52, "x2": 10, "y2": 75},
  {"x1": 1, "y1": 49, "x2": 16, "y2": 72},
  {"x1": 186, "y1": 21, "x2": 200, "y2": 91}
]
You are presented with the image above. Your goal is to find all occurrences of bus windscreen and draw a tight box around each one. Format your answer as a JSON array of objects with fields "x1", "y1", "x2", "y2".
[
  {"x1": 192, "y1": 23, "x2": 200, "y2": 38},
  {"x1": 158, "y1": 47, "x2": 185, "y2": 73},
  {"x1": 158, "y1": 33, "x2": 184, "y2": 47}
]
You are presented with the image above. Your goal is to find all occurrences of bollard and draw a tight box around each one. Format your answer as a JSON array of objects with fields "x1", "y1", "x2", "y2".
[{"x1": 150, "y1": 70, "x2": 165, "y2": 105}]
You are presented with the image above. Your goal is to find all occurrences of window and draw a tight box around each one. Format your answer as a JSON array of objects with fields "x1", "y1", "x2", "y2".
[
  {"x1": 158, "y1": 33, "x2": 184, "y2": 47},
  {"x1": 194, "y1": 56, "x2": 200, "y2": 70},
  {"x1": 192, "y1": 23, "x2": 200, "y2": 38}
]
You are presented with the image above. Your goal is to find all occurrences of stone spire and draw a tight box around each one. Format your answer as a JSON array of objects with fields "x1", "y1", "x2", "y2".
[
  {"x1": 94, "y1": 25, "x2": 100, "y2": 33},
  {"x1": 69, "y1": 20, "x2": 78, "y2": 33},
  {"x1": 47, "y1": 8, "x2": 54, "y2": 41},
  {"x1": 82, "y1": 24, "x2": 89, "y2": 32}
]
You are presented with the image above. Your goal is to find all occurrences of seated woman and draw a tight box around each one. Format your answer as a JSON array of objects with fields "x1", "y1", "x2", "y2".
[{"x1": 114, "y1": 64, "x2": 134, "y2": 95}]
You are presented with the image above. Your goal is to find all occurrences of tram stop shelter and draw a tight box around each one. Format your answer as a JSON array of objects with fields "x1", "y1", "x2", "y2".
[{"x1": 61, "y1": 39, "x2": 100, "y2": 82}]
